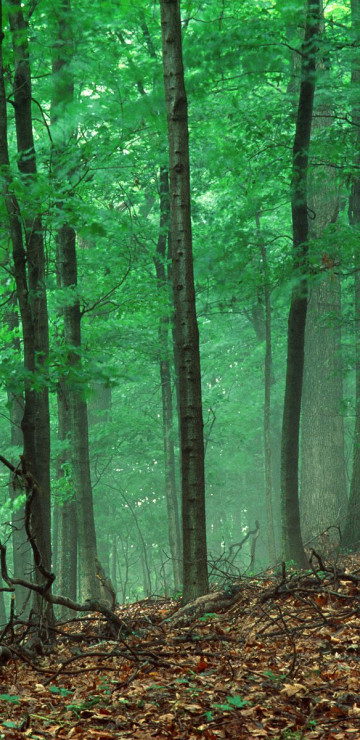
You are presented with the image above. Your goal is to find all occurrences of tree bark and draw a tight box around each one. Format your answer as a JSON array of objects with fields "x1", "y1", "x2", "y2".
[
  {"x1": 343, "y1": 0, "x2": 360, "y2": 549},
  {"x1": 256, "y1": 215, "x2": 276, "y2": 565},
  {"x1": 52, "y1": 0, "x2": 100, "y2": 601},
  {"x1": 281, "y1": 0, "x2": 320, "y2": 566},
  {"x1": 160, "y1": 0, "x2": 209, "y2": 603},
  {"x1": 300, "y1": 2, "x2": 347, "y2": 552},
  {"x1": 154, "y1": 167, "x2": 182, "y2": 591},
  {"x1": 55, "y1": 381, "x2": 77, "y2": 616},
  {"x1": 1, "y1": 0, "x2": 53, "y2": 624}
]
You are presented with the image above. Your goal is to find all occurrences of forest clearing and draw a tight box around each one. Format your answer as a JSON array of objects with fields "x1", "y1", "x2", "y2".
[{"x1": 1, "y1": 556, "x2": 360, "y2": 740}]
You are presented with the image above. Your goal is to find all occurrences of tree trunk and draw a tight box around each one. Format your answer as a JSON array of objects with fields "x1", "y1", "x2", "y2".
[
  {"x1": 256, "y1": 214, "x2": 276, "y2": 564},
  {"x1": 301, "y1": 280, "x2": 347, "y2": 549},
  {"x1": 300, "y1": 2, "x2": 347, "y2": 552},
  {"x1": 160, "y1": 0, "x2": 209, "y2": 603},
  {"x1": 154, "y1": 166, "x2": 182, "y2": 591},
  {"x1": 1, "y1": 0, "x2": 53, "y2": 624},
  {"x1": 281, "y1": 0, "x2": 320, "y2": 566},
  {"x1": 55, "y1": 382, "x2": 77, "y2": 616},
  {"x1": 343, "y1": 0, "x2": 360, "y2": 549},
  {"x1": 56, "y1": 225, "x2": 100, "y2": 600},
  {"x1": 52, "y1": 0, "x2": 100, "y2": 602}
]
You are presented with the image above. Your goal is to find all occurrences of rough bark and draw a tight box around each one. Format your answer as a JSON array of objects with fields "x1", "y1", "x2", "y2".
[
  {"x1": 281, "y1": 0, "x2": 320, "y2": 566},
  {"x1": 160, "y1": 0, "x2": 209, "y2": 603}
]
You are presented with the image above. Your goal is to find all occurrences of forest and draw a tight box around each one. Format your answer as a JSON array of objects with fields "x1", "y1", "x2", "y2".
[{"x1": 1, "y1": 0, "x2": 360, "y2": 737}]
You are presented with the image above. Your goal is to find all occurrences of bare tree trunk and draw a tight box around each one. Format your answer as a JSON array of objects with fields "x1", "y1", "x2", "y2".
[
  {"x1": 55, "y1": 382, "x2": 77, "y2": 616},
  {"x1": 281, "y1": 0, "x2": 320, "y2": 566},
  {"x1": 256, "y1": 214, "x2": 276, "y2": 564},
  {"x1": 344, "y1": 0, "x2": 360, "y2": 549},
  {"x1": 1, "y1": 0, "x2": 53, "y2": 625},
  {"x1": 52, "y1": 0, "x2": 100, "y2": 602},
  {"x1": 160, "y1": 0, "x2": 209, "y2": 603},
  {"x1": 300, "y1": 1, "x2": 347, "y2": 552},
  {"x1": 154, "y1": 167, "x2": 182, "y2": 591}
]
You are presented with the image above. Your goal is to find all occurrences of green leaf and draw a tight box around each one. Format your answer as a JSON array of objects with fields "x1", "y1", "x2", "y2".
[
  {"x1": 0, "y1": 694, "x2": 20, "y2": 704},
  {"x1": 48, "y1": 685, "x2": 74, "y2": 697},
  {"x1": 213, "y1": 695, "x2": 249, "y2": 712}
]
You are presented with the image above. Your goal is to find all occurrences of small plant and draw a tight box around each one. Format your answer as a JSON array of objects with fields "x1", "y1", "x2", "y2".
[
  {"x1": 66, "y1": 695, "x2": 101, "y2": 719},
  {"x1": 213, "y1": 695, "x2": 249, "y2": 712},
  {"x1": 264, "y1": 669, "x2": 286, "y2": 684},
  {"x1": 0, "y1": 694, "x2": 20, "y2": 704},
  {"x1": 198, "y1": 612, "x2": 219, "y2": 622},
  {"x1": 48, "y1": 685, "x2": 74, "y2": 697}
]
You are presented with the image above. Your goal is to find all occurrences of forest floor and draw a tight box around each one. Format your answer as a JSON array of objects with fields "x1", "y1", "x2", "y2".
[{"x1": 1, "y1": 556, "x2": 360, "y2": 739}]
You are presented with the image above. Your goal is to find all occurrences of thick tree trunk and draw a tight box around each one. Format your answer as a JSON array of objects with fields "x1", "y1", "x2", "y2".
[
  {"x1": 300, "y1": 2, "x2": 347, "y2": 551},
  {"x1": 344, "y1": 0, "x2": 360, "y2": 549},
  {"x1": 1, "y1": 0, "x2": 53, "y2": 624},
  {"x1": 154, "y1": 167, "x2": 182, "y2": 591},
  {"x1": 281, "y1": 0, "x2": 320, "y2": 566},
  {"x1": 160, "y1": 0, "x2": 209, "y2": 603},
  {"x1": 301, "y1": 278, "x2": 347, "y2": 549}
]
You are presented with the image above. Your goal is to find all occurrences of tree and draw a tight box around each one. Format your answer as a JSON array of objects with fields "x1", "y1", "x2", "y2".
[
  {"x1": 344, "y1": 0, "x2": 360, "y2": 550},
  {"x1": 281, "y1": 0, "x2": 321, "y2": 566},
  {"x1": 299, "y1": 1, "x2": 347, "y2": 552},
  {"x1": 51, "y1": 0, "x2": 102, "y2": 602},
  {"x1": 0, "y1": 0, "x2": 53, "y2": 624},
  {"x1": 159, "y1": 0, "x2": 209, "y2": 603},
  {"x1": 154, "y1": 167, "x2": 182, "y2": 590}
]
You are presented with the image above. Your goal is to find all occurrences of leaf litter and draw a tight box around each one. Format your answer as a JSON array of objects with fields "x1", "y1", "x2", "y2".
[{"x1": 1, "y1": 555, "x2": 360, "y2": 739}]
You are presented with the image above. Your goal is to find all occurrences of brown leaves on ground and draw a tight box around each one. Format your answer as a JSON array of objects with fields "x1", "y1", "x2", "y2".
[{"x1": 1, "y1": 557, "x2": 360, "y2": 739}]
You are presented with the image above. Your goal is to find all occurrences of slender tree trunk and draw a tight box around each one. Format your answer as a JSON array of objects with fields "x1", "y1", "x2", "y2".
[
  {"x1": 154, "y1": 167, "x2": 182, "y2": 591},
  {"x1": 55, "y1": 382, "x2": 77, "y2": 616},
  {"x1": 256, "y1": 215, "x2": 276, "y2": 564},
  {"x1": 160, "y1": 0, "x2": 209, "y2": 603},
  {"x1": 0, "y1": 576, "x2": 5, "y2": 625},
  {"x1": 281, "y1": 0, "x2": 320, "y2": 566},
  {"x1": 56, "y1": 225, "x2": 100, "y2": 600},
  {"x1": 52, "y1": 0, "x2": 100, "y2": 601},
  {"x1": 344, "y1": 0, "x2": 360, "y2": 549},
  {"x1": 1, "y1": 0, "x2": 53, "y2": 624},
  {"x1": 111, "y1": 537, "x2": 117, "y2": 595}
]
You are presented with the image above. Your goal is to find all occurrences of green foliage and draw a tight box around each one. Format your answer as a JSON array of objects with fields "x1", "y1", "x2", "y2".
[
  {"x1": 0, "y1": 694, "x2": 20, "y2": 704},
  {"x1": 213, "y1": 695, "x2": 249, "y2": 712},
  {"x1": 0, "y1": 0, "x2": 357, "y2": 598},
  {"x1": 48, "y1": 685, "x2": 74, "y2": 697}
]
